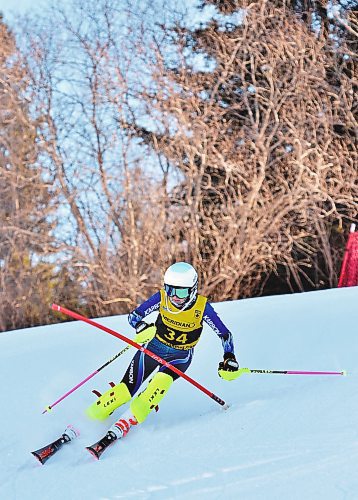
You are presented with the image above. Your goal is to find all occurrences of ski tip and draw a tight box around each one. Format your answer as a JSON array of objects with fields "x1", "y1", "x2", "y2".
[
  {"x1": 341, "y1": 370, "x2": 348, "y2": 376},
  {"x1": 86, "y1": 446, "x2": 100, "y2": 460}
]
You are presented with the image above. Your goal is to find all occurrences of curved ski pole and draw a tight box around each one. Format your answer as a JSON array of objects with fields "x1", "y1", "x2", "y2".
[
  {"x1": 42, "y1": 344, "x2": 131, "y2": 414},
  {"x1": 51, "y1": 304, "x2": 229, "y2": 410},
  {"x1": 238, "y1": 368, "x2": 346, "y2": 376}
]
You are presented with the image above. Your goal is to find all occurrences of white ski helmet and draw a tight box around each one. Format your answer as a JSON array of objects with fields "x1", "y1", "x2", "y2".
[{"x1": 163, "y1": 262, "x2": 198, "y2": 311}]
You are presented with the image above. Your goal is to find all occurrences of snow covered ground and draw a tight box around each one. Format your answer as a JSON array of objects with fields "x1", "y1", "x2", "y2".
[{"x1": 0, "y1": 287, "x2": 357, "y2": 500}]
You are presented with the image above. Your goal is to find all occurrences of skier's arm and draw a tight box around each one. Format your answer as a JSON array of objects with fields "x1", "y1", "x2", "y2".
[
  {"x1": 128, "y1": 292, "x2": 161, "y2": 343},
  {"x1": 203, "y1": 303, "x2": 240, "y2": 380},
  {"x1": 203, "y1": 302, "x2": 235, "y2": 355},
  {"x1": 128, "y1": 291, "x2": 161, "y2": 328}
]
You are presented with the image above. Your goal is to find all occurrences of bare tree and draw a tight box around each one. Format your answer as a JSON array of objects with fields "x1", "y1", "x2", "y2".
[
  {"x1": 124, "y1": 1, "x2": 357, "y2": 299},
  {"x1": 19, "y1": 0, "x2": 180, "y2": 317},
  {"x1": 0, "y1": 15, "x2": 60, "y2": 330},
  {"x1": 4, "y1": 0, "x2": 355, "y2": 328}
]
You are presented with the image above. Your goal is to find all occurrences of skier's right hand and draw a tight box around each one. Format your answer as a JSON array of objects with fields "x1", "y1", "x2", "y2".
[{"x1": 133, "y1": 321, "x2": 157, "y2": 344}]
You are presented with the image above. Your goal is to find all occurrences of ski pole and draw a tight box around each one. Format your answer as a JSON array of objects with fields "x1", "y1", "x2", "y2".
[
  {"x1": 238, "y1": 368, "x2": 346, "y2": 376},
  {"x1": 42, "y1": 344, "x2": 131, "y2": 414},
  {"x1": 51, "y1": 303, "x2": 229, "y2": 410}
]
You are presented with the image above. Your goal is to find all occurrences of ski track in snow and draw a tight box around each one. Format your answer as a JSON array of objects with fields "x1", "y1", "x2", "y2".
[{"x1": 0, "y1": 287, "x2": 357, "y2": 500}]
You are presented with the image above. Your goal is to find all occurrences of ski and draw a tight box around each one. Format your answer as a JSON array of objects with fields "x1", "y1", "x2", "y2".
[
  {"x1": 31, "y1": 425, "x2": 79, "y2": 464},
  {"x1": 86, "y1": 430, "x2": 118, "y2": 460}
]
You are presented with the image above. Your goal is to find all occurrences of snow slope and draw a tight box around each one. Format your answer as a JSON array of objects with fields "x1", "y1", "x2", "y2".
[{"x1": 0, "y1": 287, "x2": 357, "y2": 500}]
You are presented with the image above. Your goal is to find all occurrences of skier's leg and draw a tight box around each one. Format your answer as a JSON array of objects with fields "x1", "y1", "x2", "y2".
[
  {"x1": 130, "y1": 348, "x2": 193, "y2": 423},
  {"x1": 86, "y1": 349, "x2": 159, "y2": 420},
  {"x1": 86, "y1": 382, "x2": 132, "y2": 420},
  {"x1": 130, "y1": 371, "x2": 174, "y2": 423},
  {"x1": 121, "y1": 348, "x2": 160, "y2": 396}
]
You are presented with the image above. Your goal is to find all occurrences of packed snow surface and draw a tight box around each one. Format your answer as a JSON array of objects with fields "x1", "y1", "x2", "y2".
[{"x1": 0, "y1": 287, "x2": 357, "y2": 500}]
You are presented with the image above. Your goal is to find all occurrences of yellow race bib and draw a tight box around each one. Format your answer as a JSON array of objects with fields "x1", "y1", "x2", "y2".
[{"x1": 155, "y1": 290, "x2": 207, "y2": 350}]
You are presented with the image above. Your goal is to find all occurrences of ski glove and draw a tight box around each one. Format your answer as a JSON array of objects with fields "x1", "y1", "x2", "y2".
[
  {"x1": 218, "y1": 352, "x2": 241, "y2": 381},
  {"x1": 133, "y1": 321, "x2": 157, "y2": 344}
]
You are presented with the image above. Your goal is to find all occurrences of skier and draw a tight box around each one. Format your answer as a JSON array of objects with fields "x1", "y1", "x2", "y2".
[{"x1": 86, "y1": 262, "x2": 240, "y2": 444}]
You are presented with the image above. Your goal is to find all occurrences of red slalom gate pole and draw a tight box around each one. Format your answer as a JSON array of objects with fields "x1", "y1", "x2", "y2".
[
  {"x1": 338, "y1": 223, "x2": 358, "y2": 288},
  {"x1": 51, "y1": 304, "x2": 229, "y2": 410}
]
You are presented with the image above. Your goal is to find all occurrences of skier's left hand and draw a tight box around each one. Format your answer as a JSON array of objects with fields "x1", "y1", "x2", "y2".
[{"x1": 218, "y1": 352, "x2": 241, "y2": 381}]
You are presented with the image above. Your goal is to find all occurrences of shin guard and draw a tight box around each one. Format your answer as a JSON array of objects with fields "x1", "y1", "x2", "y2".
[
  {"x1": 130, "y1": 372, "x2": 173, "y2": 424},
  {"x1": 86, "y1": 382, "x2": 131, "y2": 421}
]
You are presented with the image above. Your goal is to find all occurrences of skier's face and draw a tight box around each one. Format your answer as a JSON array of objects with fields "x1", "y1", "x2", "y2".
[
  {"x1": 169, "y1": 294, "x2": 187, "y2": 308},
  {"x1": 164, "y1": 284, "x2": 190, "y2": 309}
]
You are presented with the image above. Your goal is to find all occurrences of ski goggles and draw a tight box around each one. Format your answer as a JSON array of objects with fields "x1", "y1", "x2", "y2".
[{"x1": 164, "y1": 284, "x2": 191, "y2": 299}]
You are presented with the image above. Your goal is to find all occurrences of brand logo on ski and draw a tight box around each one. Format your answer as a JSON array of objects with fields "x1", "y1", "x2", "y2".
[{"x1": 39, "y1": 446, "x2": 53, "y2": 459}]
